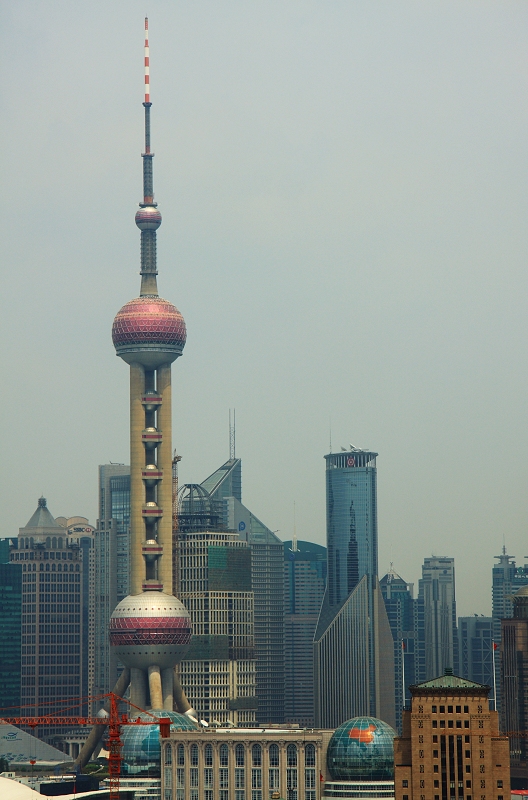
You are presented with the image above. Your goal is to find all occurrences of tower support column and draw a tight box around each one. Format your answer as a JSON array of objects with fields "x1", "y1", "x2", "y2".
[
  {"x1": 156, "y1": 363, "x2": 172, "y2": 592},
  {"x1": 162, "y1": 667, "x2": 174, "y2": 711},
  {"x1": 130, "y1": 667, "x2": 147, "y2": 712},
  {"x1": 148, "y1": 664, "x2": 163, "y2": 709},
  {"x1": 130, "y1": 363, "x2": 146, "y2": 595}
]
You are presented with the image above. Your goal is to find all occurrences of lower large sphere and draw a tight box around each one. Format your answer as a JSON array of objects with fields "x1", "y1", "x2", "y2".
[
  {"x1": 326, "y1": 717, "x2": 396, "y2": 781},
  {"x1": 109, "y1": 591, "x2": 191, "y2": 671}
]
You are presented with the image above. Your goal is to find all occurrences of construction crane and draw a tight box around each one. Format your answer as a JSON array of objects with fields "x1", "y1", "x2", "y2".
[
  {"x1": 0, "y1": 692, "x2": 171, "y2": 800},
  {"x1": 172, "y1": 448, "x2": 182, "y2": 597}
]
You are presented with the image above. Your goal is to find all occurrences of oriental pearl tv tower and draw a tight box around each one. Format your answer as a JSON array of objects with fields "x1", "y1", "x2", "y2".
[{"x1": 109, "y1": 19, "x2": 193, "y2": 716}]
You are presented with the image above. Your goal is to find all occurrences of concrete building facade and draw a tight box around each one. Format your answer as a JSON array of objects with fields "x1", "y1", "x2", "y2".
[
  {"x1": 0, "y1": 544, "x2": 22, "y2": 713},
  {"x1": 458, "y1": 617, "x2": 494, "y2": 694},
  {"x1": 160, "y1": 726, "x2": 332, "y2": 800},
  {"x1": 178, "y1": 529, "x2": 257, "y2": 726},
  {"x1": 500, "y1": 585, "x2": 528, "y2": 773}
]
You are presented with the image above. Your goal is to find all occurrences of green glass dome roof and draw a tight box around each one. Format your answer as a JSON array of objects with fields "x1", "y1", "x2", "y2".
[
  {"x1": 121, "y1": 710, "x2": 197, "y2": 774},
  {"x1": 327, "y1": 716, "x2": 396, "y2": 781}
]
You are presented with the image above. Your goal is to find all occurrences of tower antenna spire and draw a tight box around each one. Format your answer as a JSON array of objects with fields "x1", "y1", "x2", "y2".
[{"x1": 134, "y1": 16, "x2": 162, "y2": 296}]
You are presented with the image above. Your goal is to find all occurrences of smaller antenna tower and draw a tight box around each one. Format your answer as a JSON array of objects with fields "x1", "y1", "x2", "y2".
[
  {"x1": 229, "y1": 409, "x2": 236, "y2": 460},
  {"x1": 292, "y1": 501, "x2": 298, "y2": 553}
]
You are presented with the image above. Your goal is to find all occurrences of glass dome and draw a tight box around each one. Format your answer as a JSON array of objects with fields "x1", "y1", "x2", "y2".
[
  {"x1": 327, "y1": 716, "x2": 396, "y2": 781},
  {"x1": 121, "y1": 710, "x2": 197, "y2": 775}
]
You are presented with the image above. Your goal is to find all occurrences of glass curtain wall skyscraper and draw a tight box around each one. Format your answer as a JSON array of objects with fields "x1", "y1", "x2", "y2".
[
  {"x1": 492, "y1": 548, "x2": 528, "y2": 713},
  {"x1": 314, "y1": 450, "x2": 395, "y2": 729},
  {"x1": 283, "y1": 540, "x2": 326, "y2": 727},
  {"x1": 380, "y1": 568, "x2": 417, "y2": 733},
  {"x1": 94, "y1": 464, "x2": 131, "y2": 697},
  {"x1": 416, "y1": 556, "x2": 458, "y2": 681}
]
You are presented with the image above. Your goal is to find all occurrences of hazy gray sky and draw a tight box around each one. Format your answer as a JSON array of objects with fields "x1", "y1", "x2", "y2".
[{"x1": 1, "y1": 1, "x2": 527, "y2": 617}]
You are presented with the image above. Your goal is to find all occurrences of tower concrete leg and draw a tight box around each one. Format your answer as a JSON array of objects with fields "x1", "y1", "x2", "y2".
[
  {"x1": 74, "y1": 667, "x2": 130, "y2": 770},
  {"x1": 162, "y1": 667, "x2": 173, "y2": 711},
  {"x1": 148, "y1": 664, "x2": 163, "y2": 709},
  {"x1": 130, "y1": 667, "x2": 147, "y2": 712},
  {"x1": 173, "y1": 668, "x2": 195, "y2": 715}
]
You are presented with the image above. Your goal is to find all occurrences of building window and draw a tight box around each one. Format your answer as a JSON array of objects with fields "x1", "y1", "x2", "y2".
[
  {"x1": 420, "y1": 765, "x2": 425, "y2": 774},
  {"x1": 448, "y1": 721, "x2": 454, "y2": 728},
  {"x1": 220, "y1": 744, "x2": 229, "y2": 767},
  {"x1": 164, "y1": 744, "x2": 172, "y2": 765},
  {"x1": 433, "y1": 736, "x2": 438, "y2": 743},
  {"x1": 269, "y1": 769, "x2": 279, "y2": 790},
  {"x1": 456, "y1": 721, "x2": 462, "y2": 728},
  {"x1": 433, "y1": 750, "x2": 439, "y2": 758},
  {"x1": 448, "y1": 706, "x2": 453, "y2": 713},
  {"x1": 419, "y1": 750, "x2": 424, "y2": 758},
  {"x1": 287, "y1": 744, "x2": 298, "y2": 766},
  {"x1": 251, "y1": 792, "x2": 262, "y2": 800},
  {"x1": 269, "y1": 744, "x2": 279, "y2": 767},
  {"x1": 433, "y1": 720, "x2": 438, "y2": 728},
  {"x1": 252, "y1": 744, "x2": 262, "y2": 767},
  {"x1": 164, "y1": 768, "x2": 172, "y2": 788},
  {"x1": 466, "y1": 766, "x2": 471, "y2": 773},
  {"x1": 403, "y1": 795, "x2": 409, "y2": 800},
  {"x1": 305, "y1": 744, "x2": 316, "y2": 767},
  {"x1": 177, "y1": 744, "x2": 185, "y2": 766},
  {"x1": 434, "y1": 780, "x2": 439, "y2": 788},
  {"x1": 251, "y1": 769, "x2": 262, "y2": 789},
  {"x1": 465, "y1": 751, "x2": 471, "y2": 759},
  {"x1": 205, "y1": 744, "x2": 213, "y2": 767},
  {"x1": 432, "y1": 706, "x2": 437, "y2": 713},
  {"x1": 465, "y1": 721, "x2": 470, "y2": 728},
  {"x1": 190, "y1": 768, "x2": 198, "y2": 788},
  {"x1": 220, "y1": 769, "x2": 229, "y2": 789},
  {"x1": 466, "y1": 781, "x2": 471, "y2": 788},
  {"x1": 235, "y1": 792, "x2": 245, "y2": 800},
  {"x1": 497, "y1": 781, "x2": 503, "y2": 788},
  {"x1": 465, "y1": 736, "x2": 470, "y2": 743},
  {"x1": 440, "y1": 706, "x2": 445, "y2": 713},
  {"x1": 434, "y1": 765, "x2": 439, "y2": 773},
  {"x1": 305, "y1": 769, "x2": 316, "y2": 790},
  {"x1": 480, "y1": 766, "x2": 485, "y2": 774},
  {"x1": 176, "y1": 769, "x2": 184, "y2": 788},
  {"x1": 464, "y1": 706, "x2": 469, "y2": 714},
  {"x1": 456, "y1": 706, "x2": 461, "y2": 713},
  {"x1": 236, "y1": 744, "x2": 245, "y2": 767},
  {"x1": 420, "y1": 780, "x2": 425, "y2": 788},
  {"x1": 403, "y1": 781, "x2": 409, "y2": 788},
  {"x1": 480, "y1": 780, "x2": 485, "y2": 789},
  {"x1": 191, "y1": 744, "x2": 199, "y2": 766}
]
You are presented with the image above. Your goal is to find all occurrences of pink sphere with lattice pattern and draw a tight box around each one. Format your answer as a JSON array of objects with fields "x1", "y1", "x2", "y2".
[{"x1": 112, "y1": 296, "x2": 186, "y2": 367}]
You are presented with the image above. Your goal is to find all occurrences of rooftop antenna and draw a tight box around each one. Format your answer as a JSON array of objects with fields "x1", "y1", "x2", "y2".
[
  {"x1": 229, "y1": 409, "x2": 236, "y2": 460},
  {"x1": 329, "y1": 418, "x2": 332, "y2": 454},
  {"x1": 292, "y1": 501, "x2": 298, "y2": 552}
]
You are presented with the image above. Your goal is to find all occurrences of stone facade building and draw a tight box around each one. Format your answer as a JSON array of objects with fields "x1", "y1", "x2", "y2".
[
  {"x1": 394, "y1": 670, "x2": 509, "y2": 800},
  {"x1": 160, "y1": 727, "x2": 333, "y2": 800}
]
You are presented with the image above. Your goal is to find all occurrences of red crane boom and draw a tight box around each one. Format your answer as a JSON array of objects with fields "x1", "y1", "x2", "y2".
[{"x1": 0, "y1": 692, "x2": 171, "y2": 800}]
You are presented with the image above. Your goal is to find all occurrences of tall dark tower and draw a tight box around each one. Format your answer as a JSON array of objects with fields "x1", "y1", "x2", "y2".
[{"x1": 109, "y1": 19, "x2": 192, "y2": 714}]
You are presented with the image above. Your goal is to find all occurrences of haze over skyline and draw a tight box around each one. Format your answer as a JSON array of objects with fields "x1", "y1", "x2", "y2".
[{"x1": 1, "y1": 1, "x2": 528, "y2": 617}]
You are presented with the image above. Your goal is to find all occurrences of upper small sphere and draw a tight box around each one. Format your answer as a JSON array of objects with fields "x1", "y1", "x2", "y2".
[
  {"x1": 136, "y1": 206, "x2": 162, "y2": 231},
  {"x1": 327, "y1": 717, "x2": 396, "y2": 781},
  {"x1": 112, "y1": 296, "x2": 186, "y2": 368}
]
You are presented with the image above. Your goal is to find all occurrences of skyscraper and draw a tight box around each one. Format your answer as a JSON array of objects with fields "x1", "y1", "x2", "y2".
[
  {"x1": 416, "y1": 556, "x2": 458, "y2": 681},
  {"x1": 283, "y1": 539, "x2": 326, "y2": 727},
  {"x1": 0, "y1": 540, "x2": 22, "y2": 714},
  {"x1": 492, "y1": 548, "x2": 528, "y2": 713},
  {"x1": 380, "y1": 568, "x2": 417, "y2": 733},
  {"x1": 500, "y1": 585, "x2": 528, "y2": 770},
  {"x1": 94, "y1": 464, "x2": 130, "y2": 697},
  {"x1": 191, "y1": 457, "x2": 285, "y2": 724},
  {"x1": 458, "y1": 616, "x2": 494, "y2": 691},
  {"x1": 177, "y1": 526, "x2": 257, "y2": 726},
  {"x1": 314, "y1": 449, "x2": 395, "y2": 728},
  {"x1": 12, "y1": 498, "x2": 92, "y2": 719}
]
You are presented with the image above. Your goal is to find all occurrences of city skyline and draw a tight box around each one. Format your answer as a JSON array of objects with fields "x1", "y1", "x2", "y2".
[{"x1": 2, "y1": 2, "x2": 528, "y2": 620}]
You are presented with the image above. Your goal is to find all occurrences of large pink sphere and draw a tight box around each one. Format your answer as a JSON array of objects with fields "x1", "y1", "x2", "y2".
[
  {"x1": 112, "y1": 296, "x2": 186, "y2": 367},
  {"x1": 109, "y1": 592, "x2": 192, "y2": 671}
]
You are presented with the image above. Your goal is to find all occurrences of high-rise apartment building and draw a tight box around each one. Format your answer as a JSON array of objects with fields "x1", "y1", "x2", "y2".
[
  {"x1": 394, "y1": 669, "x2": 509, "y2": 800},
  {"x1": 177, "y1": 527, "x2": 257, "y2": 726},
  {"x1": 283, "y1": 539, "x2": 326, "y2": 727},
  {"x1": 458, "y1": 617, "x2": 494, "y2": 693},
  {"x1": 314, "y1": 450, "x2": 395, "y2": 729},
  {"x1": 500, "y1": 585, "x2": 528, "y2": 771},
  {"x1": 416, "y1": 557, "x2": 458, "y2": 681},
  {"x1": 380, "y1": 568, "x2": 417, "y2": 733},
  {"x1": 12, "y1": 498, "x2": 94, "y2": 718},
  {"x1": 94, "y1": 464, "x2": 130, "y2": 696},
  {"x1": 0, "y1": 540, "x2": 22, "y2": 714},
  {"x1": 492, "y1": 548, "x2": 528, "y2": 713},
  {"x1": 195, "y1": 458, "x2": 285, "y2": 724}
]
